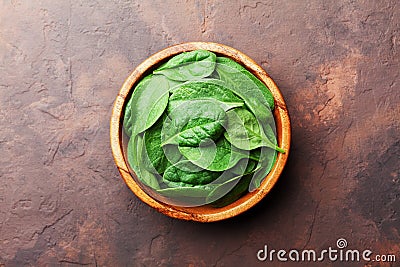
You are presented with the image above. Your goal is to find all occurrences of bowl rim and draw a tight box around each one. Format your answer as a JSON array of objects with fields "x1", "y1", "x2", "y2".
[{"x1": 110, "y1": 42, "x2": 291, "y2": 222}]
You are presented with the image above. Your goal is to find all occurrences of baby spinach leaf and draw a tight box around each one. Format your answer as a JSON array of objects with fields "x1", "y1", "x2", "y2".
[
  {"x1": 130, "y1": 74, "x2": 171, "y2": 137},
  {"x1": 229, "y1": 158, "x2": 258, "y2": 176},
  {"x1": 156, "y1": 181, "x2": 222, "y2": 207},
  {"x1": 123, "y1": 95, "x2": 133, "y2": 136},
  {"x1": 123, "y1": 75, "x2": 153, "y2": 136},
  {"x1": 166, "y1": 77, "x2": 182, "y2": 88},
  {"x1": 156, "y1": 184, "x2": 218, "y2": 198},
  {"x1": 154, "y1": 50, "x2": 217, "y2": 81},
  {"x1": 210, "y1": 174, "x2": 253, "y2": 208},
  {"x1": 216, "y1": 60, "x2": 274, "y2": 127},
  {"x1": 179, "y1": 136, "x2": 258, "y2": 172},
  {"x1": 126, "y1": 135, "x2": 138, "y2": 173},
  {"x1": 161, "y1": 170, "x2": 243, "y2": 205},
  {"x1": 216, "y1": 57, "x2": 274, "y2": 109},
  {"x1": 249, "y1": 147, "x2": 277, "y2": 191},
  {"x1": 168, "y1": 80, "x2": 244, "y2": 113},
  {"x1": 225, "y1": 108, "x2": 284, "y2": 152},
  {"x1": 127, "y1": 135, "x2": 161, "y2": 189},
  {"x1": 139, "y1": 167, "x2": 162, "y2": 190},
  {"x1": 161, "y1": 100, "x2": 226, "y2": 147},
  {"x1": 163, "y1": 160, "x2": 221, "y2": 185},
  {"x1": 157, "y1": 50, "x2": 215, "y2": 70},
  {"x1": 143, "y1": 115, "x2": 182, "y2": 174},
  {"x1": 206, "y1": 174, "x2": 242, "y2": 203}
]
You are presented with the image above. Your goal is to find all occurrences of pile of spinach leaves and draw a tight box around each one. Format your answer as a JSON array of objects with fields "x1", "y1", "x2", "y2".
[{"x1": 123, "y1": 50, "x2": 284, "y2": 207}]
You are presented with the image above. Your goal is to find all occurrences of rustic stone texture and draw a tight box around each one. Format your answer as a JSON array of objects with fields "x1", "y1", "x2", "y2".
[{"x1": 0, "y1": 1, "x2": 398, "y2": 266}]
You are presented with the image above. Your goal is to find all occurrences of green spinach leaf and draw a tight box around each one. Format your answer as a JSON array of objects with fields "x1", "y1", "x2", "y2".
[
  {"x1": 156, "y1": 184, "x2": 217, "y2": 198},
  {"x1": 179, "y1": 136, "x2": 258, "y2": 171},
  {"x1": 154, "y1": 50, "x2": 217, "y2": 81},
  {"x1": 143, "y1": 115, "x2": 182, "y2": 174},
  {"x1": 216, "y1": 57, "x2": 274, "y2": 109},
  {"x1": 130, "y1": 74, "x2": 170, "y2": 137},
  {"x1": 127, "y1": 135, "x2": 161, "y2": 189},
  {"x1": 123, "y1": 75, "x2": 153, "y2": 136},
  {"x1": 225, "y1": 108, "x2": 284, "y2": 152},
  {"x1": 210, "y1": 174, "x2": 253, "y2": 208},
  {"x1": 163, "y1": 160, "x2": 221, "y2": 185},
  {"x1": 168, "y1": 80, "x2": 244, "y2": 112},
  {"x1": 161, "y1": 100, "x2": 226, "y2": 147},
  {"x1": 215, "y1": 59, "x2": 274, "y2": 126},
  {"x1": 229, "y1": 158, "x2": 258, "y2": 176},
  {"x1": 206, "y1": 174, "x2": 242, "y2": 203},
  {"x1": 249, "y1": 147, "x2": 278, "y2": 191},
  {"x1": 123, "y1": 95, "x2": 133, "y2": 136}
]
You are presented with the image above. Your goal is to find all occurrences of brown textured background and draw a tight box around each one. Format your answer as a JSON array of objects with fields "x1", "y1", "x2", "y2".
[{"x1": 0, "y1": 1, "x2": 399, "y2": 266}]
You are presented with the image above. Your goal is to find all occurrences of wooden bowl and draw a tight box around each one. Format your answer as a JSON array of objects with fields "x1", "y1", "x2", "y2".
[{"x1": 110, "y1": 42, "x2": 291, "y2": 222}]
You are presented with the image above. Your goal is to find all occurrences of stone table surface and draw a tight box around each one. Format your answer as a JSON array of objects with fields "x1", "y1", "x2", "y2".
[{"x1": 0, "y1": 1, "x2": 399, "y2": 266}]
